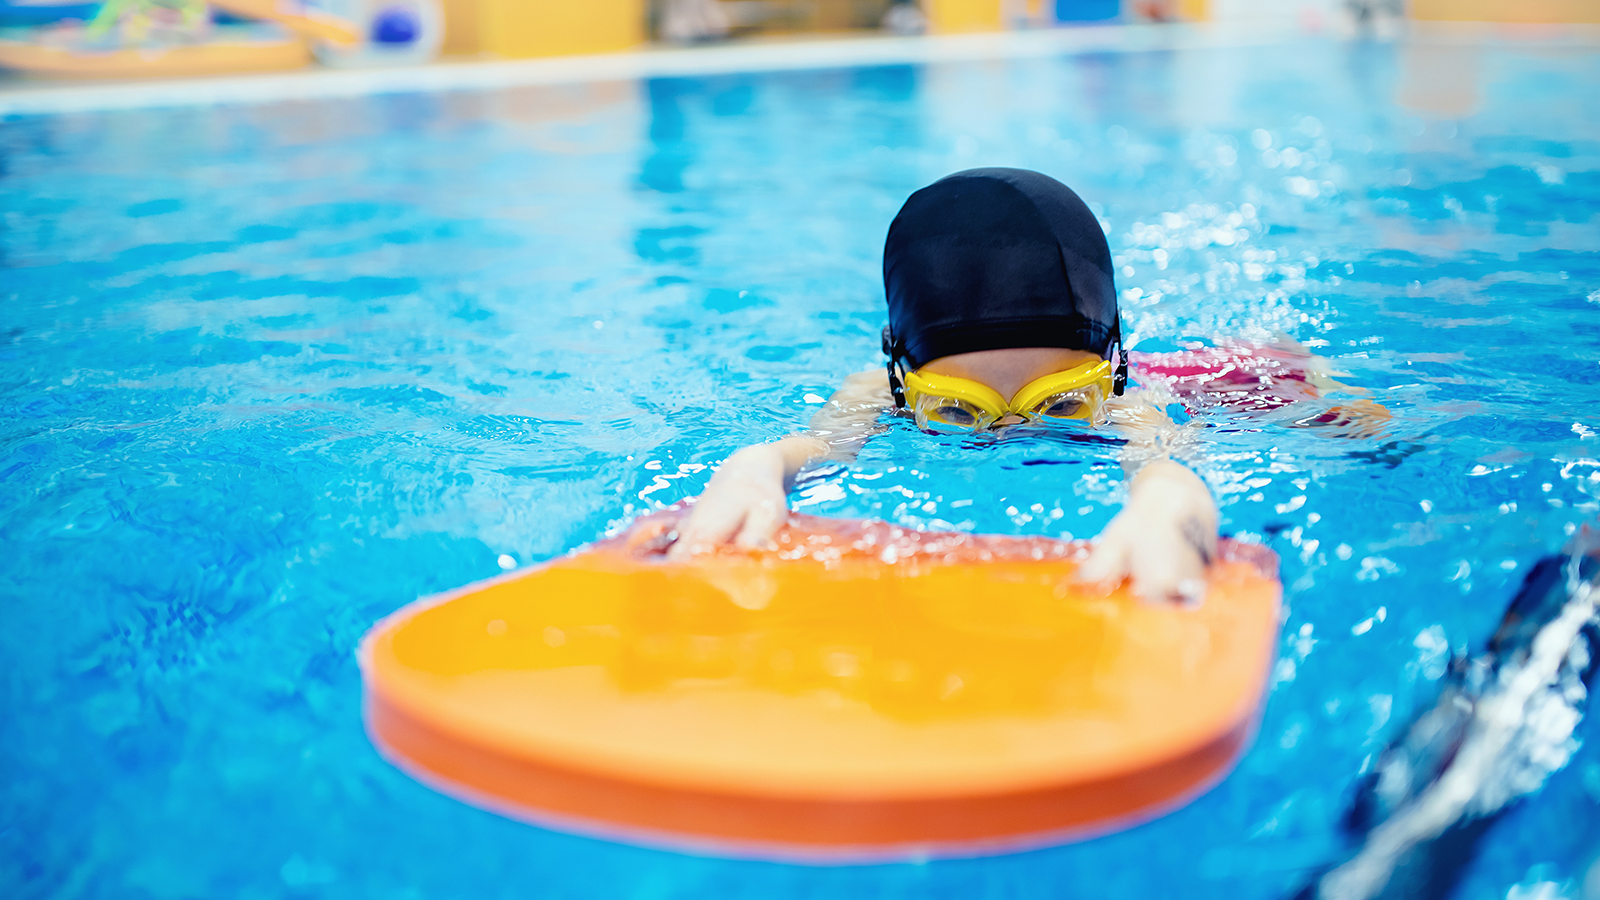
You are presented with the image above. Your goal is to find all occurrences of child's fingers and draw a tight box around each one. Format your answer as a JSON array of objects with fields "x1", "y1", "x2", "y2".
[
  {"x1": 1076, "y1": 532, "x2": 1131, "y2": 590},
  {"x1": 733, "y1": 497, "x2": 787, "y2": 550},
  {"x1": 1077, "y1": 511, "x2": 1138, "y2": 584},
  {"x1": 1081, "y1": 511, "x2": 1211, "y2": 604},
  {"x1": 1129, "y1": 544, "x2": 1207, "y2": 606},
  {"x1": 626, "y1": 519, "x2": 678, "y2": 556},
  {"x1": 666, "y1": 502, "x2": 745, "y2": 559}
]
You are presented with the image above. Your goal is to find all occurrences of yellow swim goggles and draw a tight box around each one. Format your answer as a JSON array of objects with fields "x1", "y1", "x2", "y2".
[{"x1": 902, "y1": 358, "x2": 1115, "y2": 432}]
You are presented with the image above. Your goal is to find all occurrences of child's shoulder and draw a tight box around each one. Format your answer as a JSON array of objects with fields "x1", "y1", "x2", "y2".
[
  {"x1": 1105, "y1": 390, "x2": 1174, "y2": 434},
  {"x1": 833, "y1": 368, "x2": 892, "y2": 403}
]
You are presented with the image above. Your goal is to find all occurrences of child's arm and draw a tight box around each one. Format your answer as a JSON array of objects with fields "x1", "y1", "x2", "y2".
[
  {"x1": 667, "y1": 370, "x2": 892, "y2": 555},
  {"x1": 1078, "y1": 395, "x2": 1219, "y2": 604}
]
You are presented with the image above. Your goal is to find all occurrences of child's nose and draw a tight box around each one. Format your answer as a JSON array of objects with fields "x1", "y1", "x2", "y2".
[{"x1": 995, "y1": 414, "x2": 1026, "y2": 426}]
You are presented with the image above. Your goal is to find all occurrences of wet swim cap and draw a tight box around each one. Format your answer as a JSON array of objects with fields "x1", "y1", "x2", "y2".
[{"x1": 881, "y1": 168, "x2": 1125, "y2": 401}]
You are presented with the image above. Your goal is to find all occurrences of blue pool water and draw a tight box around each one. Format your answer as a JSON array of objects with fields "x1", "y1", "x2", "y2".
[{"x1": 4, "y1": 35, "x2": 1600, "y2": 900}]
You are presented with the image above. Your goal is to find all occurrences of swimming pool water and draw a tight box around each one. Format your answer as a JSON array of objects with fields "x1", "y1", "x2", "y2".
[{"x1": 3, "y1": 35, "x2": 1600, "y2": 900}]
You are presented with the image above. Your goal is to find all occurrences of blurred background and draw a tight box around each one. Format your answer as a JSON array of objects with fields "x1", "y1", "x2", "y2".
[
  {"x1": 4, "y1": 1, "x2": 1599, "y2": 899},
  {"x1": 0, "y1": 0, "x2": 1595, "y2": 81}
]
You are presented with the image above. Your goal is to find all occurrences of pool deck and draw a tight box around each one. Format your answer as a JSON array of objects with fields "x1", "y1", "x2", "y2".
[{"x1": 1, "y1": 20, "x2": 1597, "y2": 118}]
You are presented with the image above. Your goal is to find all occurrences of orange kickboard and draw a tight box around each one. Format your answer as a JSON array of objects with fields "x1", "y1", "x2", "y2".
[{"x1": 360, "y1": 511, "x2": 1281, "y2": 859}]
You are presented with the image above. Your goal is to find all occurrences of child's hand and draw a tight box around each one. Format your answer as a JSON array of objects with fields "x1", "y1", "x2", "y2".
[
  {"x1": 668, "y1": 443, "x2": 792, "y2": 557},
  {"x1": 1077, "y1": 460, "x2": 1218, "y2": 604}
]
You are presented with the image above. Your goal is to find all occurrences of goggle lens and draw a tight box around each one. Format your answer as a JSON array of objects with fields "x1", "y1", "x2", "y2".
[
  {"x1": 1024, "y1": 385, "x2": 1106, "y2": 424},
  {"x1": 912, "y1": 394, "x2": 994, "y2": 433}
]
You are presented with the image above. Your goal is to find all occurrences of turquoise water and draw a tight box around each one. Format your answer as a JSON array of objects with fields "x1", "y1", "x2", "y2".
[{"x1": 4, "y1": 36, "x2": 1600, "y2": 900}]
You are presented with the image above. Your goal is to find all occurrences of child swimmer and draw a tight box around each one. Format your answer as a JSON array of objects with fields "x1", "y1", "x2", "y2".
[{"x1": 668, "y1": 168, "x2": 1220, "y2": 604}]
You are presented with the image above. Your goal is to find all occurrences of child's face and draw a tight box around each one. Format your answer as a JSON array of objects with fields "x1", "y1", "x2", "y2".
[{"x1": 919, "y1": 347, "x2": 1104, "y2": 426}]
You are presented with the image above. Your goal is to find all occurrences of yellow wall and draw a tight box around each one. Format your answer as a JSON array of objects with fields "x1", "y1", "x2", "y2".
[
  {"x1": 1410, "y1": 0, "x2": 1600, "y2": 23},
  {"x1": 924, "y1": 0, "x2": 1004, "y2": 33},
  {"x1": 442, "y1": 0, "x2": 646, "y2": 58}
]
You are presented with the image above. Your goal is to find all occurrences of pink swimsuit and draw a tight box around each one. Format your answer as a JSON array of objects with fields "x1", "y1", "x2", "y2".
[{"x1": 1129, "y1": 343, "x2": 1322, "y2": 413}]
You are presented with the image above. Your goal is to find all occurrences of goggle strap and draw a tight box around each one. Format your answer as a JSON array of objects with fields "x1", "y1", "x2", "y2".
[
  {"x1": 882, "y1": 325, "x2": 908, "y2": 409},
  {"x1": 1111, "y1": 319, "x2": 1128, "y2": 396}
]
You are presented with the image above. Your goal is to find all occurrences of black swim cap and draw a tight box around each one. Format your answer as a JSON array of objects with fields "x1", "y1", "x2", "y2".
[{"x1": 881, "y1": 168, "x2": 1123, "y2": 394}]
